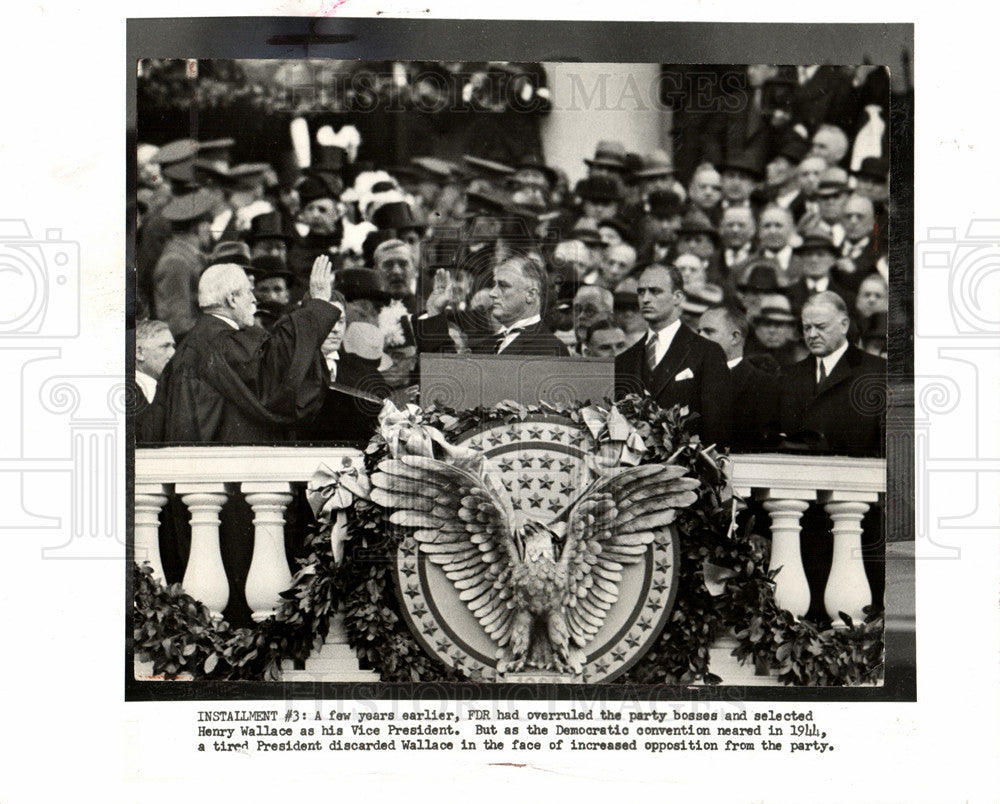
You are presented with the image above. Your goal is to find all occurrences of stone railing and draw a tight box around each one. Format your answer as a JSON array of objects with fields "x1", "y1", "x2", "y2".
[{"x1": 134, "y1": 446, "x2": 886, "y2": 683}]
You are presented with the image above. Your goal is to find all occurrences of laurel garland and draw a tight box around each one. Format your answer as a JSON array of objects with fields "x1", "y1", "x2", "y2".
[{"x1": 133, "y1": 395, "x2": 883, "y2": 686}]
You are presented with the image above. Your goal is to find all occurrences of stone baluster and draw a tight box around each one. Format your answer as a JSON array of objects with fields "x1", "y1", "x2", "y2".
[
  {"x1": 821, "y1": 491, "x2": 879, "y2": 625},
  {"x1": 761, "y1": 491, "x2": 815, "y2": 618},
  {"x1": 242, "y1": 482, "x2": 295, "y2": 622},
  {"x1": 134, "y1": 483, "x2": 169, "y2": 584},
  {"x1": 177, "y1": 483, "x2": 230, "y2": 619}
]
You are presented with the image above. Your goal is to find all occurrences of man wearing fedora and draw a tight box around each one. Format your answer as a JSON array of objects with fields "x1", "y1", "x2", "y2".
[
  {"x1": 288, "y1": 174, "x2": 344, "y2": 288},
  {"x1": 754, "y1": 205, "x2": 798, "y2": 282},
  {"x1": 786, "y1": 226, "x2": 856, "y2": 316},
  {"x1": 583, "y1": 140, "x2": 629, "y2": 182},
  {"x1": 153, "y1": 187, "x2": 216, "y2": 339},
  {"x1": 837, "y1": 194, "x2": 881, "y2": 291},
  {"x1": 718, "y1": 152, "x2": 764, "y2": 214},
  {"x1": 615, "y1": 263, "x2": 732, "y2": 448},
  {"x1": 745, "y1": 297, "x2": 806, "y2": 370}
]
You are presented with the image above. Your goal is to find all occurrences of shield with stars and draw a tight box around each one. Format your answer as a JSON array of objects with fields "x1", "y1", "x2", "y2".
[{"x1": 393, "y1": 414, "x2": 681, "y2": 683}]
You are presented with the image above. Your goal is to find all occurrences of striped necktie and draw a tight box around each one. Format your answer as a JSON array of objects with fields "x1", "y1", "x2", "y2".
[
  {"x1": 645, "y1": 334, "x2": 659, "y2": 371},
  {"x1": 495, "y1": 327, "x2": 522, "y2": 354}
]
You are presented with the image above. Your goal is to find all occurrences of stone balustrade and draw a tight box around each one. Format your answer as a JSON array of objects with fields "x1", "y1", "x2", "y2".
[{"x1": 134, "y1": 446, "x2": 886, "y2": 683}]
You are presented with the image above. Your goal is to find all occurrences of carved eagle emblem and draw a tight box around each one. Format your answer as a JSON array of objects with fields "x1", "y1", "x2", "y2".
[{"x1": 371, "y1": 455, "x2": 699, "y2": 675}]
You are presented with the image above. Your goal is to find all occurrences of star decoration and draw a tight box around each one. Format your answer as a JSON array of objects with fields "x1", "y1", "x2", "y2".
[
  {"x1": 557, "y1": 480, "x2": 575, "y2": 496},
  {"x1": 568, "y1": 430, "x2": 587, "y2": 447},
  {"x1": 498, "y1": 457, "x2": 517, "y2": 472},
  {"x1": 527, "y1": 492, "x2": 544, "y2": 509},
  {"x1": 636, "y1": 616, "x2": 653, "y2": 633},
  {"x1": 486, "y1": 431, "x2": 505, "y2": 447},
  {"x1": 611, "y1": 648, "x2": 627, "y2": 663},
  {"x1": 435, "y1": 638, "x2": 451, "y2": 653},
  {"x1": 518, "y1": 473, "x2": 533, "y2": 488},
  {"x1": 501, "y1": 477, "x2": 515, "y2": 493},
  {"x1": 545, "y1": 428, "x2": 566, "y2": 443},
  {"x1": 526, "y1": 426, "x2": 545, "y2": 440},
  {"x1": 536, "y1": 475, "x2": 554, "y2": 490},
  {"x1": 594, "y1": 659, "x2": 609, "y2": 674},
  {"x1": 548, "y1": 498, "x2": 563, "y2": 513},
  {"x1": 625, "y1": 634, "x2": 641, "y2": 649},
  {"x1": 422, "y1": 621, "x2": 439, "y2": 636},
  {"x1": 655, "y1": 558, "x2": 672, "y2": 574},
  {"x1": 411, "y1": 603, "x2": 428, "y2": 619},
  {"x1": 536, "y1": 455, "x2": 554, "y2": 470},
  {"x1": 651, "y1": 580, "x2": 669, "y2": 596},
  {"x1": 405, "y1": 584, "x2": 420, "y2": 599},
  {"x1": 400, "y1": 564, "x2": 416, "y2": 579}
]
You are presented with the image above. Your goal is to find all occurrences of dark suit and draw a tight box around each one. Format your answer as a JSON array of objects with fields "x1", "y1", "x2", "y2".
[
  {"x1": 791, "y1": 66, "x2": 855, "y2": 137},
  {"x1": 469, "y1": 319, "x2": 570, "y2": 357},
  {"x1": 297, "y1": 352, "x2": 391, "y2": 444},
  {"x1": 153, "y1": 237, "x2": 206, "y2": 339},
  {"x1": 837, "y1": 237, "x2": 879, "y2": 292},
  {"x1": 729, "y1": 358, "x2": 780, "y2": 453},
  {"x1": 778, "y1": 343, "x2": 887, "y2": 619},
  {"x1": 779, "y1": 343, "x2": 886, "y2": 457},
  {"x1": 615, "y1": 323, "x2": 732, "y2": 448},
  {"x1": 144, "y1": 300, "x2": 340, "y2": 444}
]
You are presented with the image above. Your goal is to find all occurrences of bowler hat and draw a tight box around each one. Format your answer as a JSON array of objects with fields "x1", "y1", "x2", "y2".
[
  {"x1": 245, "y1": 211, "x2": 294, "y2": 246},
  {"x1": 776, "y1": 133, "x2": 810, "y2": 164},
  {"x1": 646, "y1": 189, "x2": 683, "y2": 218},
  {"x1": 335, "y1": 268, "x2": 391, "y2": 304},
  {"x1": 570, "y1": 221, "x2": 604, "y2": 247},
  {"x1": 584, "y1": 140, "x2": 628, "y2": 172},
  {"x1": 736, "y1": 257, "x2": 783, "y2": 293},
  {"x1": 597, "y1": 217, "x2": 634, "y2": 244}
]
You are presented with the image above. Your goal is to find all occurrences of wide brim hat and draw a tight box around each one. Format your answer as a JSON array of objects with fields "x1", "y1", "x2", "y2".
[
  {"x1": 676, "y1": 209, "x2": 720, "y2": 241},
  {"x1": 817, "y1": 166, "x2": 850, "y2": 197},
  {"x1": 597, "y1": 217, "x2": 634, "y2": 244},
  {"x1": 794, "y1": 230, "x2": 839, "y2": 254},
  {"x1": 207, "y1": 240, "x2": 253, "y2": 268},
  {"x1": 633, "y1": 148, "x2": 676, "y2": 178},
  {"x1": 335, "y1": 268, "x2": 391, "y2": 305},
  {"x1": 736, "y1": 257, "x2": 783, "y2": 293},
  {"x1": 161, "y1": 188, "x2": 217, "y2": 222},
  {"x1": 646, "y1": 189, "x2": 683, "y2": 218},
  {"x1": 150, "y1": 139, "x2": 199, "y2": 167},
  {"x1": 462, "y1": 154, "x2": 516, "y2": 179},
  {"x1": 513, "y1": 153, "x2": 559, "y2": 187},
  {"x1": 584, "y1": 140, "x2": 628, "y2": 171}
]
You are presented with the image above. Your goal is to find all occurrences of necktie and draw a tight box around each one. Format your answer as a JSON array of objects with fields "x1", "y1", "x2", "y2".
[
  {"x1": 817, "y1": 358, "x2": 827, "y2": 388},
  {"x1": 645, "y1": 335, "x2": 659, "y2": 371},
  {"x1": 495, "y1": 327, "x2": 521, "y2": 354}
]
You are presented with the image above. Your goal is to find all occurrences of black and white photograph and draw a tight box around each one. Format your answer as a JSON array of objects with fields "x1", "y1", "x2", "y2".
[
  {"x1": 128, "y1": 31, "x2": 912, "y2": 694},
  {"x1": 5, "y1": 5, "x2": 999, "y2": 801}
]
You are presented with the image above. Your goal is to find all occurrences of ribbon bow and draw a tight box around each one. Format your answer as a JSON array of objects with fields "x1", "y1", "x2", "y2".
[
  {"x1": 306, "y1": 461, "x2": 371, "y2": 564},
  {"x1": 580, "y1": 404, "x2": 648, "y2": 466}
]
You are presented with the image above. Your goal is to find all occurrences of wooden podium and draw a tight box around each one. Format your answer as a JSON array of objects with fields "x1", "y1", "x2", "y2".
[{"x1": 419, "y1": 354, "x2": 614, "y2": 408}]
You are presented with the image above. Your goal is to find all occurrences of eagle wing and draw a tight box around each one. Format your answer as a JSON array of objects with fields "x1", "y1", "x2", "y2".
[
  {"x1": 559, "y1": 464, "x2": 700, "y2": 648},
  {"x1": 370, "y1": 454, "x2": 521, "y2": 646}
]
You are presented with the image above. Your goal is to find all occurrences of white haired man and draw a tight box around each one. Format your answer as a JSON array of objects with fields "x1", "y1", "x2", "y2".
[{"x1": 145, "y1": 255, "x2": 342, "y2": 443}]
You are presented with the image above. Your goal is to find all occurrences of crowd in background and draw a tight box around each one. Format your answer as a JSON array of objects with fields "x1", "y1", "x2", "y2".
[{"x1": 134, "y1": 62, "x2": 891, "y2": 453}]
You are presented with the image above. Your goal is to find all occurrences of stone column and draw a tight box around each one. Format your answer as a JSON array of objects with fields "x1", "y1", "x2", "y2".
[
  {"x1": 177, "y1": 483, "x2": 230, "y2": 619},
  {"x1": 761, "y1": 492, "x2": 815, "y2": 618},
  {"x1": 242, "y1": 482, "x2": 294, "y2": 622},
  {"x1": 821, "y1": 491, "x2": 879, "y2": 625},
  {"x1": 134, "y1": 483, "x2": 169, "y2": 584}
]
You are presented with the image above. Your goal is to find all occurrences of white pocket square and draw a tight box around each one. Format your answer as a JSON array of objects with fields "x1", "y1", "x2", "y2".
[{"x1": 674, "y1": 368, "x2": 694, "y2": 382}]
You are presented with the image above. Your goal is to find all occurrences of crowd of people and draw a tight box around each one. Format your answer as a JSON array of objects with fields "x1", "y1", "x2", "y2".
[{"x1": 134, "y1": 62, "x2": 889, "y2": 458}]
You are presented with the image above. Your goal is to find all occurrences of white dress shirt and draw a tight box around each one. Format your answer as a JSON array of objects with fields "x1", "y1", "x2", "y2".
[
  {"x1": 805, "y1": 276, "x2": 830, "y2": 293},
  {"x1": 645, "y1": 318, "x2": 682, "y2": 368},
  {"x1": 135, "y1": 371, "x2": 157, "y2": 404},
  {"x1": 816, "y1": 340, "x2": 849, "y2": 384},
  {"x1": 727, "y1": 357, "x2": 743, "y2": 370}
]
